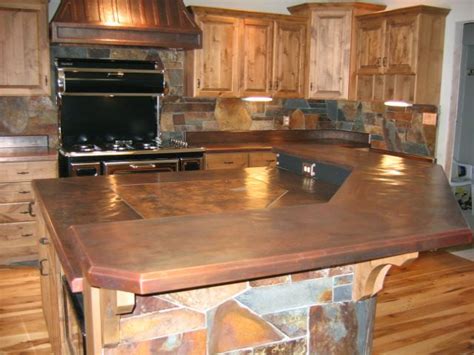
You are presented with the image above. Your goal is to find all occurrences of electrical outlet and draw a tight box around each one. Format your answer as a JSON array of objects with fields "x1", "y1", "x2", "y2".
[{"x1": 302, "y1": 162, "x2": 316, "y2": 177}]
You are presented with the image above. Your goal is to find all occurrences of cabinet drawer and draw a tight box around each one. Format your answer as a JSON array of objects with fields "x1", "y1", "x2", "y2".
[
  {"x1": 248, "y1": 152, "x2": 277, "y2": 167},
  {"x1": 0, "y1": 202, "x2": 35, "y2": 223},
  {"x1": 205, "y1": 153, "x2": 249, "y2": 170},
  {"x1": 0, "y1": 222, "x2": 36, "y2": 241},
  {"x1": 0, "y1": 182, "x2": 34, "y2": 203},
  {"x1": 0, "y1": 241, "x2": 37, "y2": 264},
  {"x1": 0, "y1": 161, "x2": 57, "y2": 183}
]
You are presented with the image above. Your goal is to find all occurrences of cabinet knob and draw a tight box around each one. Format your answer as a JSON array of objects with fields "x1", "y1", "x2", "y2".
[
  {"x1": 310, "y1": 82, "x2": 314, "y2": 91},
  {"x1": 383, "y1": 57, "x2": 387, "y2": 67},
  {"x1": 376, "y1": 57, "x2": 382, "y2": 67},
  {"x1": 39, "y1": 237, "x2": 49, "y2": 245},
  {"x1": 39, "y1": 259, "x2": 49, "y2": 276},
  {"x1": 274, "y1": 81, "x2": 279, "y2": 90}
]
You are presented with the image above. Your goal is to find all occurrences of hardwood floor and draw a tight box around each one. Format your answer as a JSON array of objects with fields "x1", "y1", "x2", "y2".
[
  {"x1": 373, "y1": 251, "x2": 474, "y2": 355},
  {"x1": 0, "y1": 251, "x2": 472, "y2": 354},
  {"x1": 0, "y1": 267, "x2": 52, "y2": 354}
]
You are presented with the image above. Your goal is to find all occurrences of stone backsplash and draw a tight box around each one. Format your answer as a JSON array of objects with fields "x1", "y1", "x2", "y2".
[{"x1": 0, "y1": 46, "x2": 437, "y2": 156}]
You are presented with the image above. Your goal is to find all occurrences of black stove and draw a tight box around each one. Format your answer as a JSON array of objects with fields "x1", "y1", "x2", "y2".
[{"x1": 56, "y1": 58, "x2": 204, "y2": 177}]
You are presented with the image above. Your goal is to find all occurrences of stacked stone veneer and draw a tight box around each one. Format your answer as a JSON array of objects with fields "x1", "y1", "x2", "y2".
[
  {"x1": 104, "y1": 264, "x2": 376, "y2": 354},
  {"x1": 0, "y1": 46, "x2": 436, "y2": 157}
]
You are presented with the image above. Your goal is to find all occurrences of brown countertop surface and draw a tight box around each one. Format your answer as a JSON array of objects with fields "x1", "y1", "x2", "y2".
[
  {"x1": 0, "y1": 147, "x2": 57, "y2": 162},
  {"x1": 33, "y1": 144, "x2": 472, "y2": 294}
]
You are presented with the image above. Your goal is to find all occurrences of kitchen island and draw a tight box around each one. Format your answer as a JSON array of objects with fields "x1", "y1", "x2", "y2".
[{"x1": 32, "y1": 144, "x2": 472, "y2": 354}]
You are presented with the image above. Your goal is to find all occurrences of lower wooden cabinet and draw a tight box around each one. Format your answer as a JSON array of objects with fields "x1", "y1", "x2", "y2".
[
  {"x1": 205, "y1": 151, "x2": 277, "y2": 170},
  {"x1": 0, "y1": 159, "x2": 56, "y2": 264}
]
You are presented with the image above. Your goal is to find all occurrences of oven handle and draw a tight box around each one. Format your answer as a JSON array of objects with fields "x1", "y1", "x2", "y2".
[{"x1": 130, "y1": 163, "x2": 157, "y2": 169}]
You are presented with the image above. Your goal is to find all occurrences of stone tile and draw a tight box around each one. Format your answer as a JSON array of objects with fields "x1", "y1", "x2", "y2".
[
  {"x1": 123, "y1": 296, "x2": 179, "y2": 317},
  {"x1": 52, "y1": 45, "x2": 88, "y2": 58},
  {"x1": 250, "y1": 275, "x2": 290, "y2": 287},
  {"x1": 289, "y1": 109, "x2": 305, "y2": 129},
  {"x1": 305, "y1": 114, "x2": 320, "y2": 130},
  {"x1": 167, "y1": 69, "x2": 184, "y2": 87},
  {"x1": 263, "y1": 308, "x2": 308, "y2": 338},
  {"x1": 371, "y1": 140, "x2": 388, "y2": 151},
  {"x1": 329, "y1": 265, "x2": 354, "y2": 277},
  {"x1": 218, "y1": 350, "x2": 253, "y2": 355},
  {"x1": 110, "y1": 48, "x2": 148, "y2": 60},
  {"x1": 309, "y1": 303, "x2": 357, "y2": 354},
  {"x1": 402, "y1": 142, "x2": 430, "y2": 157},
  {"x1": 333, "y1": 285, "x2": 352, "y2": 302},
  {"x1": 120, "y1": 308, "x2": 205, "y2": 342},
  {"x1": 326, "y1": 100, "x2": 339, "y2": 121},
  {"x1": 412, "y1": 104, "x2": 437, "y2": 113},
  {"x1": 0, "y1": 97, "x2": 29, "y2": 134},
  {"x1": 161, "y1": 282, "x2": 248, "y2": 312},
  {"x1": 202, "y1": 121, "x2": 220, "y2": 131},
  {"x1": 184, "y1": 112, "x2": 213, "y2": 120},
  {"x1": 339, "y1": 121, "x2": 354, "y2": 131},
  {"x1": 339, "y1": 101, "x2": 359, "y2": 121},
  {"x1": 250, "y1": 120, "x2": 274, "y2": 131},
  {"x1": 160, "y1": 113, "x2": 175, "y2": 132},
  {"x1": 334, "y1": 274, "x2": 354, "y2": 286},
  {"x1": 215, "y1": 99, "x2": 252, "y2": 131},
  {"x1": 254, "y1": 338, "x2": 307, "y2": 355},
  {"x1": 87, "y1": 48, "x2": 111, "y2": 59},
  {"x1": 105, "y1": 329, "x2": 207, "y2": 355},
  {"x1": 291, "y1": 269, "x2": 329, "y2": 282},
  {"x1": 208, "y1": 300, "x2": 284, "y2": 354},
  {"x1": 173, "y1": 114, "x2": 186, "y2": 125},
  {"x1": 236, "y1": 277, "x2": 332, "y2": 315},
  {"x1": 284, "y1": 99, "x2": 310, "y2": 110}
]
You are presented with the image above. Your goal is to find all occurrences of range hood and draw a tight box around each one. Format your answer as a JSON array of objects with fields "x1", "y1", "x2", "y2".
[{"x1": 50, "y1": 0, "x2": 202, "y2": 49}]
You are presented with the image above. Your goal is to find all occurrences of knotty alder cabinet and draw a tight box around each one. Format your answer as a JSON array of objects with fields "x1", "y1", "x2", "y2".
[
  {"x1": 205, "y1": 151, "x2": 277, "y2": 170},
  {"x1": 0, "y1": 0, "x2": 50, "y2": 96},
  {"x1": 289, "y1": 2, "x2": 385, "y2": 100},
  {"x1": 186, "y1": 7, "x2": 306, "y2": 98},
  {"x1": 0, "y1": 160, "x2": 57, "y2": 264},
  {"x1": 355, "y1": 6, "x2": 449, "y2": 105}
]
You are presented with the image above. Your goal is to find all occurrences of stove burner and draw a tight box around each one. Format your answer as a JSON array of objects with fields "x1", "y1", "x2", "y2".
[
  {"x1": 135, "y1": 142, "x2": 158, "y2": 150},
  {"x1": 104, "y1": 140, "x2": 134, "y2": 152},
  {"x1": 72, "y1": 144, "x2": 96, "y2": 153}
]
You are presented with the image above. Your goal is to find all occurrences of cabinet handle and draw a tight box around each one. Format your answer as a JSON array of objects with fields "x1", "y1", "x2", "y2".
[
  {"x1": 45, "y1": 75, "x2": 49, "y2": 86},
  {"x1": 376, "y1": 57, "x2": 382, "y2": 67},
  {"x1": 28, "y1": 201, "x2": 36, "y2": 217},
  {"x1": 274, "y1": 81, "x2": 279, "y2": 90},
  {"x1": 310, "y1": 82, "x2": 314, "y2": 91},
  {"x1": 269, "y1": 81, "x2": 273, "y2": 90},
  {"x1": 18, "y1": 190, "x2": 31, "y2": 195},
  {"x1": 39, "y1": 237, "x2": 49, "y2": 245},
  {"x1": 223, "y1": 161, "x2": 234, "y2": 165},
  {"x1": 197, "y1": 79, "x2": 201, "y2": 89},
  {"x1": 39, "y1": 259, "x2": 49, "y2": 276},
  {"x1": 383, "y1": 57, "x2": 387, "y2": 67},
  {"x1": 22, "y1": 233, "x2": 34, "y2": 238},
  {"x1": 16, "y1": 171, "x2": 30, "y2": 175}
]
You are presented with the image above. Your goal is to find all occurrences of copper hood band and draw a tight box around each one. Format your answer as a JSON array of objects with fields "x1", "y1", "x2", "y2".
[{"x1": 50, "y1": 0, "x2": 202, "y2": 49}]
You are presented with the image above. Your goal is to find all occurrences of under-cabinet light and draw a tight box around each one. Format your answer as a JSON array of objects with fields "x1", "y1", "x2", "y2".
[
  {"x1": 384, "y1": 100, "x2": 413, "y2": 108},
  {"x1": 242, "y1": 96, "x2": 273, "y2": 103}
]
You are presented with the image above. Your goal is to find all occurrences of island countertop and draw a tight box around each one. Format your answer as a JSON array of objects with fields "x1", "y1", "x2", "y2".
[{"x1": 32, "y1": 144, "x2": 472, "y2": 294}]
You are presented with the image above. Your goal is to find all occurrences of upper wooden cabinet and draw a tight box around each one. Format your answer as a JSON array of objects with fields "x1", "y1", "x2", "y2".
[
  {"x1": 0, "y1": 0, "x2": 50, "y2": 96},
  {"x1": 289, "y1": 3, "x2": 385, "y2": 100},
  {"x1": 186, "y1": 7, "x2": 306, "y2": 98},
  {"x1": 355, "y1": 6, "x2": 450, "y2": 105}
]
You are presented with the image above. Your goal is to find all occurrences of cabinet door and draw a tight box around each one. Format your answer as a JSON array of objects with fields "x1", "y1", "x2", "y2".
[
  {"x1": 193, "y1": 15, "x2": 240, "y2": 97},
  {"x1": 0, "y1": 1, "x2": 50, "y2": 95},
  {"x1": 248, "y1": 152, "x2": 277, "y2": 168},
  {"x1": 356, "y1": 17, "x2": 385, "y2": 75},
  {"x1": 308, "y1": 10, "x2": 351, "y2": 99},
  {"x1": 240, "y1": 18, "x2": 274, "y2": 97},
  {"x1": 273, "y1": 20, "x2": 306, "y2": 98},
  {"x1": 384, "y1": 14, "x2": 418, "y2": 74}
]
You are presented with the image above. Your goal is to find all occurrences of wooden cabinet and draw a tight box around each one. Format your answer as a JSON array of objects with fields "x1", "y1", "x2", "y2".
[
  {"x1": 186, "y1": 7, "x2": 306, "y2": 98},
  {"x1": 0, "y1": 0, "x2": 50, "y2": 96},
  {"x1": 205, "y1": 151, "x2": 276, "y2": 170},
  {"x1": 355, "y1": 6, "x2": 449, "y2": 105},
  {"x1": 289, "y1": 3, "x2": 385, "y2": 100},
  {"x1": 37, "y1": 207, "x2": 64, "y2": 354},
  {"x1": 0, "y1": 159, "x2": 57, "y2": 264}
]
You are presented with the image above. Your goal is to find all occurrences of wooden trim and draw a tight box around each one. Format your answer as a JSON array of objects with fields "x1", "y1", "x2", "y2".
[
  {"x1": 353, "y1": 252, "x2": 419, "y2": 301},
  {"x1": 356, "y1": 5, "x2": 450, "y2": 19},
  {"x1": 83, "y1": 279, "x2": 103, "y2": 354},
  {"x1": 288, "y1": 2, "x2": 386, "y2": 15},
  {"x1": 190, "y1": 6, "x2": 307, "y2": 22}
]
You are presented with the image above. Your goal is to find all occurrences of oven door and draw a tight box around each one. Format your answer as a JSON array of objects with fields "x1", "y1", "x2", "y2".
[
  {"x1": 102, "y1": 159, "x2": 179, "y2": 175},
  {"x1": 62, "y1": 277, "x2": 86, "y2": 355}
]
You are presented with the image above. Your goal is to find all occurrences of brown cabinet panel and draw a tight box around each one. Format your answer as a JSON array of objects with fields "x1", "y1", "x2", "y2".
[
  {"x1": 0, "y1": 222, "x2": 36, "y2": 264},
  {"x1": 241, "y1": 18, "x2": 274, "y2": 96},
  {"x1": 248, "y1": 152, "x2": 277, "y2": 168},
  {"x1": 0, "y1": 202, "x2": 35, "y2": 223},
  {"x1": 205, "y1": 152, "x2": 249, "y2": 170},
  {"x1": 308, "y1": 10, "x2": 351, "y2": 99},
  {"x1": 0, "y1": 222, "x2": 36, "y2": 241},
  {"x1": 0, "y1": 0, "x2": 50, "y2": 96},
  {"x1": 273, "y1": 20, "x2": 306, "y2": 98},
  {"x1": 384, "y1": 15, "x2": 418, "y2": 74},
  {"x1": 0, "y1": 182, "x2": 34, "y2": 203},
  {"x1": 0, "y1": 161, "x2": 57, "y2": 183},
  {"x1": 356, "y1": 17, "x2": 385, "y2": 75},
  {"x1": 193, "y1": 14, "x2": 240, "y2": 97}
]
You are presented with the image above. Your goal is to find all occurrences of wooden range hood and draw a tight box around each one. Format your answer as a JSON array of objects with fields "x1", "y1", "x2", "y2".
[{"x1": 50, "y1": 0, "x2": 202, "y2": 49}]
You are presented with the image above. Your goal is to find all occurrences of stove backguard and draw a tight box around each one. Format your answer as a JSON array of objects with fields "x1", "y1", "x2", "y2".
[{"x1": 59, "y1": 96, "x2": 159, "y2": 148}]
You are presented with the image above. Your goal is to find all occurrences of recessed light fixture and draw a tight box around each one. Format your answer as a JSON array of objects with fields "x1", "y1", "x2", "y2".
[
  {"x1": 384, "y1": 100, "x2": 413, "y2": 108},
  {"x1": 242, "y1": 96, "x2": 273, "y2": 103}
]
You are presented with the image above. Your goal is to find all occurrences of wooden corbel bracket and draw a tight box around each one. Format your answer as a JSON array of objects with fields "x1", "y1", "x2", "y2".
[{"x1": 353, "y1": 252, "x2": 419, "y2": 301}]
